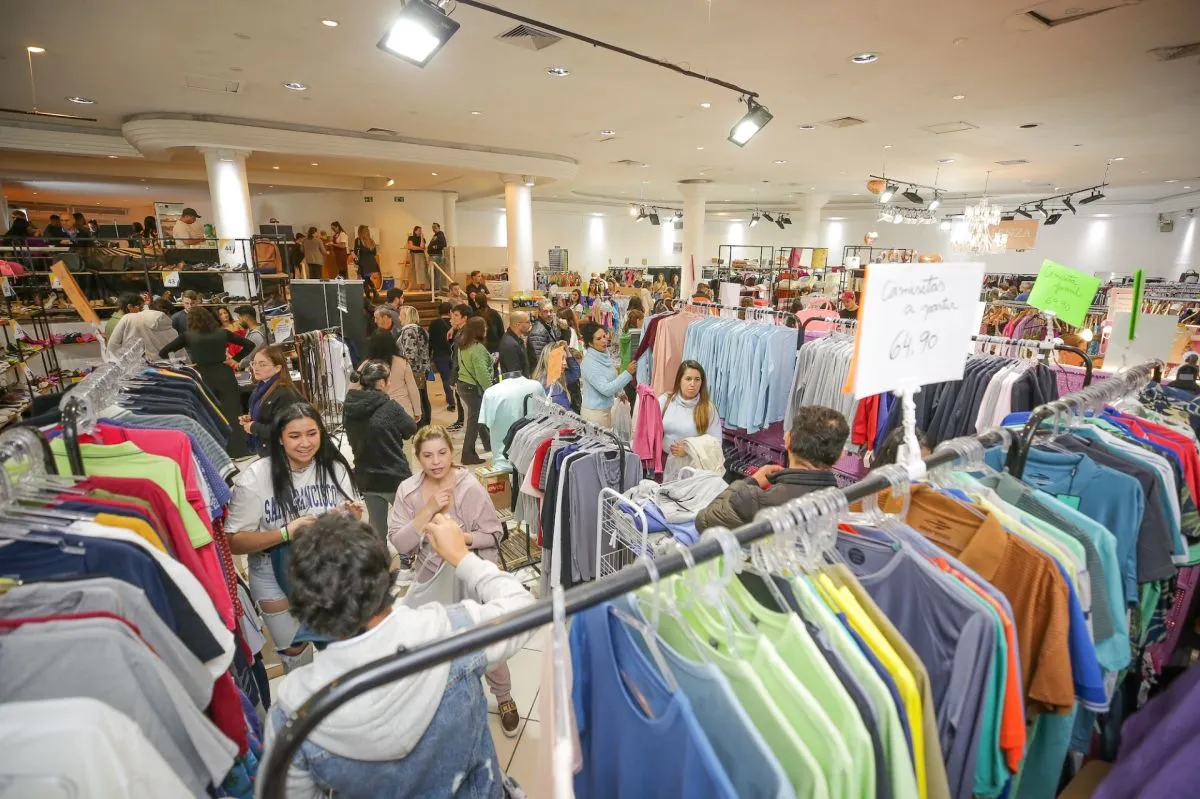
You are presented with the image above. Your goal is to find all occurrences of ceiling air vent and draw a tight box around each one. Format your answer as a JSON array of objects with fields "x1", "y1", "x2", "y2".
[
  {"x1": 1025, "y1": 1, "x2": 1140, "y2": 29},
  {"x1": 1149, "y1": 42, "x2": 1200, "y2": 61},
  {"x1": 819, "y1": 116, "x2": 866, "y2": 129},
  {"x1": 995, "y1": 159, "x2": 1030, "y2": 166},
  {"x1": 612, "y1": 159, "x2": 648, "y2": 168},
  {"x1": 183, "y1": 74, "x2": 242, "y2": 93},
  {"x1": 495, "y1": 24, "x2": 562, "y2": 50},
  {"x1": 366, "y1": 127, "x2": 397, "y2": 136},
  {"x1": 923, "y1": 121, "x2": 979, "y2": 135}
]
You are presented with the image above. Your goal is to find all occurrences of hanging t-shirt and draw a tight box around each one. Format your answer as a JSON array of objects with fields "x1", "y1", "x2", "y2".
[
  {"x1": 226, "y1": 458, "x2": 358, "y2": 533},
  {"x1": 479, "y1": 377, "x2": 545, "y2": 471}
]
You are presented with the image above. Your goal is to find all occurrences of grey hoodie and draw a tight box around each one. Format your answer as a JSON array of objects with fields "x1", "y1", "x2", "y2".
[{"x1": 108, "y1": 308, "x2": 179, "y2": 361}]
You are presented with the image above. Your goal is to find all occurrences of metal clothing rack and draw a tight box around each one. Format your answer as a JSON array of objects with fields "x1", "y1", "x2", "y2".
[
  {"x1": 58, "y1": 340, "x2": 146, "y2": 475},
  {"x1": 294, "y1": 327, "x2": 345, "y2": 439},
  {"x1": 970, "y1": 334, "x2": 1094, "y2": 387},
  {"x1": 1005, "y1": 359, "x2": 1163, "y2": 478},
  {"x1": 522, "y1": 392, "x2": 625, "y2": 457},
  {"x1": 665, "y1": 297, "x2": 795, "y2": 322},
  {"x1": 258, "y1": 424, "x2": 1015, "y2": 798},
  {"x1": 797, "y1": 315, "x2": 857, "y2": 344}
]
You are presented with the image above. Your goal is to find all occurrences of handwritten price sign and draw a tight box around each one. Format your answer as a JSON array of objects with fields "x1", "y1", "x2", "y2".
[
  {"x1": 848, "y1": 262, "x2": 985, "y2": 399},
  {"x1": 1027, "y1": 259, "x2": 1101, "y2": 327}
]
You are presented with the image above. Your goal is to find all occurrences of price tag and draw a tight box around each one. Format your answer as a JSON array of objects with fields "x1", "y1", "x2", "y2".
[
  {"x1": 0, "y1": 277, "x2": 12, "y2": 298},
  {"x1": 50, "y1": 274, "x2": 63, "y2": 290},
  {"x1": 1027, "y1": 259, "x2": 1101, "y2": 327},
  {"x1": 846, "y1": 261, "x2": 986, "y2": 399},
  {"x1": 163, "y1": 271, "x2": 181, "y2": 287},
  {"x1": 336, "y1": 282, "x2": 347, "y2": 313}
]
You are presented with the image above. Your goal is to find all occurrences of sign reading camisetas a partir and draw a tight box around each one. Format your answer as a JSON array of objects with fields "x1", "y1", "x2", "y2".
[{"x1": 847, "y1": 262, "x2": 986, "y2": 399}]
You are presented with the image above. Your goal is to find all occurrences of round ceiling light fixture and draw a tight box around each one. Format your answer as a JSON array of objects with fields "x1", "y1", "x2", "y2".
[
  {"x1": 431, "y1": 172, "x2": 438, "y2": 176},
  {"x1": 1165, "y1": 179, "x2": 1180, "y2": 183},
  {"x1": 26, "y1": 45, "x2": 45, "y2": 54},
  {"x1": 470, "y1": 110, "x2": 481, "y2": 115},
  {"x1": 272, "y1": 165, "x2": 280, "y2": 170},
  {"x1": 850, "y1": 52, "x2": 879, "y2": 64},
  {"x1": 283, "y1": 81, "x2": 307, "y2": 91},
  {"x1": 310, "y1": 162, "x2": 319, "y2": 166},
  {"x1": 774, "y1": 160, "x2": 787, "y2": 164},
  {"x1": 938, "y1": 158, "x2": 955, "y2": 164},
  {"x1": 1111, "y1": 156, "x2": 1125, "y2": 161},
  {"x1": 952, "y1": 94, "x2": 965, "y2": 100},
  {"x1": 599, "y1": 129, "x2": 615, "y2": 136},
  {"x1": 321, "y1": 19, "x2": 339, "y2": 27},
  {"x1": 699, "y1": 102, "x2": 711, "y2": 109},
  {"x1": 65, "y1": 96, "x2": 94, "y2": 104},
  {"x1": 798, "y1": 124, "x2": 816, "y2": 130},
  {"x1": 545, "y1": 66, "x2": 570, "y2": 77},
  {"x1": 107, "y1": 155, "x2": 118, "y2": 159}
]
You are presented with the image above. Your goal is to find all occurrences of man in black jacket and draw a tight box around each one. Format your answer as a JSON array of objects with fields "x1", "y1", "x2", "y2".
[
  {"x1": 526, "y1": 301, "x2": 559, "y2": 365},
  {"x1": 697, "y1": 405, "x2": 849, "y2": 532},
  {"x1": 498, "y1": 311, "x2": 532, "y2": 378}
]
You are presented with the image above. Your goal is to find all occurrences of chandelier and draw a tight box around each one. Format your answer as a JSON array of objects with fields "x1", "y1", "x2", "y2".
[
  {"x1": 878, "y1": 206, "x2": 936, "y2": 225},
  {"x1": 954, "y1": 197, "x2": 1008, "y2": 255}
]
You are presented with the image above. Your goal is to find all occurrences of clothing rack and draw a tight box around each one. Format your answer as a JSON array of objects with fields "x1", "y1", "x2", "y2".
[
  {"x1": 57, "y1": 340, "x2": 146, "y2": 476},
  {"x1": 522, "y1": 392, "x2": 625, "y2": 456},
  {"x1": 797, "y1": 314, "x2": 857, "y2": 344},
  {"x1": 666, "y1": 297, "x2": 795, "y2": 322},
  {"x1": 1005, "y1": 359, "x2": 1164, "y2": 478},
  {"x1": 970, "y1": 334, "x2": 1094, "y2": 387},
  {"x1": 259, "y1": 422, "x2": 1022, "y2": 798},
  {"x1": 294, "y1": 327, "x2": 345, "y2": 438}
]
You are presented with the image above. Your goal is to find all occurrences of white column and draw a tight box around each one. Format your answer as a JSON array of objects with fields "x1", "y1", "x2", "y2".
[
  {"x1": 679, "y1": 181, "x2": 708, "y2": 295},
  {"x1": 440, "y1": 191, "x2": 458, "y2": 282},
  {"x1": 504, "y1": 181, "x2": 534, "y2": 292},
  {"x1": 201, "y1": 147, "x2": 258, "y2": 296},
  {"x1": 800, "y1": 193, "x2": 830, "y2": 245}
]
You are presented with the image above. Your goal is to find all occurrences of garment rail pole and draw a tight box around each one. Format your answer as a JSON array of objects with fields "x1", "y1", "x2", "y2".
[
  {"x1": 259, "y1": 426, "x2": 1012, "y2": 799},
  {"x1": 970, "y1": 334, "x2": 1094, "y2": 387},
  {"x1": 1004, "y1": 359, "x2": 1162, "y2": 478}
]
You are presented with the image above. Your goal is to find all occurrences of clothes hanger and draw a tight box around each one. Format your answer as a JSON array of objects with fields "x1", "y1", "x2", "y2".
[{"x1": 609, "y1": 556, "x2": 681, "y2": 693}]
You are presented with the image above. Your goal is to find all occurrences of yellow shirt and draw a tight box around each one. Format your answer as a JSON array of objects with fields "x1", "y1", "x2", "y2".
[{"x1": 95, "y1": 512, "x2": 166, "y2": 554}]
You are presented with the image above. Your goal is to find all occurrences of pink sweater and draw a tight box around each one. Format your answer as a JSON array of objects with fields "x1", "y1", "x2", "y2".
[{"x1": 631, "y1": 383, "x2": 665, "y2": 472}]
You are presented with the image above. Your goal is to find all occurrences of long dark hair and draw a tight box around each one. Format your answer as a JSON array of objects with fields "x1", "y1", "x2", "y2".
[
  {"x1": 268, "y1": 403, "x2": 357, "y2": 520},
  {"x1": 668, "y1": 360, "x2": 713, "y2": 434},
  {"x1": 186, "y1": 306, "x2": 220, "y2": 333},
  {"x1": 254, "y1": 344, "x2": 297, "y2": 400},
  {"x1": 459, "y1": 316, "x2": 487, "y2": 349}
]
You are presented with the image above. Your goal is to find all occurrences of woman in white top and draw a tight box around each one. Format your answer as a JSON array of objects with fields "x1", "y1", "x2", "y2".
[
  {"x1": 329, "y1": 221, "x2": 350, "y2": 278},
  {"x1": 226, "y1": 403, "x2": 363, "y2": 668},
  {"x1": 660, "y1": 360, "x2": 722, "y2": 476}
]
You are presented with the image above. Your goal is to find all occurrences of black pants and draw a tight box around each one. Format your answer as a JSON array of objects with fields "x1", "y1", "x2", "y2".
[
  {"x1": 456, "y1": 382, "x2": 490, "y2": 464},
  {"x1": 432, "y1": 355, "x2": 455, "y2": 410},
  {"x1": 418, "y1": 386, "x2": 432, "y2": 429}
]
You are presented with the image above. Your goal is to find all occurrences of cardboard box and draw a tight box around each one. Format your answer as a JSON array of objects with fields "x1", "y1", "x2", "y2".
[{"x1": 470, "y1": 465, "x2": 512, "y2": 512}]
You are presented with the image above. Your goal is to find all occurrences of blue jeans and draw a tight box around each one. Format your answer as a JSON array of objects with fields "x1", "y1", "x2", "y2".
[{"x1": 432, "y1": 354, "x2": 455, "y2": 409}]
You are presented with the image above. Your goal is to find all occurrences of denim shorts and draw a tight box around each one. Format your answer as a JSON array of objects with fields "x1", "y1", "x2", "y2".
[{"x1": 248, "y1": 553, "x2": 287, "y2": 604}]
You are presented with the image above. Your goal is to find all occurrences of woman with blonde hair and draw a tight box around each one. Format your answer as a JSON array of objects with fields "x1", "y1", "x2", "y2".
[
  {"x1": 533, "y1": 340, "x2": 572, "y2": 410},
  {"x1": 352, "y1": 224, "x2": 381, "y2": 300},
  {"x1": 396, "y1": 304, "x2": 433, "y2": 426}
]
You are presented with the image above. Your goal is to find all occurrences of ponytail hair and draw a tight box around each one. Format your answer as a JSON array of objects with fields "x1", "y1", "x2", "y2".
[{"x1": 351, "y1": 359, "x2": 390, "y2": 391}]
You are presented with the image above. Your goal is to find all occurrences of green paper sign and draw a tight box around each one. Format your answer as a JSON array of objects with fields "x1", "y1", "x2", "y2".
[
  {"x1": 1027, "y1": 260, "x2": 1102, "y2": 327},
  {"x1": 1129, "y1": 269, "x2": 1144, "y2": 341}
]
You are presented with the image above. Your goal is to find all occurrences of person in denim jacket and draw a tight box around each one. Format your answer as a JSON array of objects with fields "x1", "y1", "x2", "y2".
[{"x1": 262, "y1": 512, "x2": 535, "y2": 798}]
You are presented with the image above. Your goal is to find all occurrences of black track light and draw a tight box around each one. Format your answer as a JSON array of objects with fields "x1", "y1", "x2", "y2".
[
  {"x1": 1016, "y1": 207, "x2": 1032, "y2": 219},
  {"x1": 1034, "y1": 202, "x2": 1047, "y2": 218},
  {"x1": 1045, "y1": 212, "x2": 1063, "y2": 225},
  {"x1": 880, "y1": 183, "x2": 898, "y2": 203},
  {"x1": 634, "y1": 206, "x2": 648, "y2": 222},
  {"x1": 762, "y1": 212, "x2": 775, "y2": 223},
  {"x1": 1079, "y1": 191, "x2": 1104, "y2": 205},
  {"x1": 902, "y1": 186, "x2": 924, "y2": 204},
  {"x1": 928, "y1": 193, "x2": 941, "y2": 211},
  {"x1": 378, "y1": 0, "x2": 461, "y2": 67},
  {"x1": 648, "y1": 209, "x2": 661, "y2": 226},
  {"x1": 1064, "y1": 196, "x2": 1076, "y2": 214},
  {"x1": 776, "y1": 218, "x2": 786, "y2": 230},
  {"x1": 1001, "y1": 214, "x2": 1016, "y2": 222},
  {"x1": 749, "y1": 212, "x2": 761, "y2": 228},
  {"x1": 781, "y1": 214, "x2": 792, "y2": 225},
  {"x1": 728, "y1": 98, "x2": 773, "y2": 146}
]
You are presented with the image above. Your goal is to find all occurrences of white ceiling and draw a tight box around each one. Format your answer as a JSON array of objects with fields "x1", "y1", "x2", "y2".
[{"x1": 2, "y1": 0, "x2": 1199, "y2": 209}]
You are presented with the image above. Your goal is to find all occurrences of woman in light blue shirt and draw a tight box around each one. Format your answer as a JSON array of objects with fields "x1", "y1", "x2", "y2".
[{"x1": 579, "y1": 320, "x2": 636, "y2": 427}]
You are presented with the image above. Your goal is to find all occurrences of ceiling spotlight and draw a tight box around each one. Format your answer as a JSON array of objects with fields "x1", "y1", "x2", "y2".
[
  {"x1": 674, "y1": 211, "x2": 683, "y2": 219},
  {"x1": 940, "y1": 219, "x2": 952, "y2": 231},
  {"x1": 283, "y1": 81, "x2": 307, "y2": 91},
  {"x1": 952, "y1": 94, "x2": 965, "y2": 100},
  {"x1": 26, "y1": 46, "x2": 45, "y2": 54},
  {"x1": 798, "y1": 124, "x2": 816, "y2": 131},
  {"x1": 749, "y1": 212, "x2": 761, "y2": 228},
  {"x1": 1063, "y1": 196, "x2": 1076, "y2": 214},
  {"x1": 1165, "y1": 179, "x2": 1180, "y2": 184},
  {"x1": 727, "y1": 98, "x2": 773, "y2": 147},
  {"x1": 107, "y1": 155, "x2": 118, "y2": 159},
  {"x1": 902, "y1": 186, "x2": 924, "y2": 204},
  {"x1": 880, "y1": 183, "x2": 898, "y2": 203},
  {"x1": 321, "y1": 19, "x2": 339, "y2": 27},
  {"x1": 1034, "y1": 202, "x2": 1047, "y2": 218},
  {"x1": 546, "y1": 66, "x2": 570, "y2": 77},
  {"x1": 470, "y1": 110, "x2": 481, "y2": 115},
  {"x1": 1111, "y1": 157, "x2": 1125, "y2": 162},
  {"x1": 599, "y1": 129, "x2": 615, "y2": 136},
  {"x1": 938, "y1": 158, "x2": 955, "y2": 164},
  {"x1": 1045, "y1": 212, "x2": 1063, "y2": 225},
  {"x1": 928, "y1": 193, "x2": 941, "y2": 211},
  {"x1": 781, "y1": 214, "x2": 792, "y2": 225},
  {"x1": 272, "y1": 165, "x2": 280, "y2": 170},
  {"x1": 774, "y1": 159, "x2": 787, "y2": 164},
  {"x1": 377, "y1": 0, "x2": 461, "y2": 67},
  {"x1": 700, "y1": 102, "x2": 711, "y2": 109},
  {"x1": 850, "y1": 52, "x2": 879, "y2": 64},
  {"x1": 386, "y1": 178, "x2": 395, "y2": 187},
  {"x1": 432, "y1": 172, "x2": 440, "y2": 176},
  {"x1": 762, "y1": 213, "x2": 775, "y2": 223},
  {"x1": 648, "y1": 210, "x2": 661, "y2": 225},
  {"x1": 630, "y1": 206, "x2": 639, "y2": 217},
  {"x1": 1078, "y1": 191, "x2": 1104, "y2": 204},
  {"x1": 635, "y1": 206, "x2": 648, "y2": 222},
  {"x1": 1016, "y1": 207, "x2": 1032, "y2": 219},
  {"x1": 65, "y1": 96, "x2": 95, "y2": 105},
  {"x1": 775, "y1": 217, "x2": 786, "y2": 230}
]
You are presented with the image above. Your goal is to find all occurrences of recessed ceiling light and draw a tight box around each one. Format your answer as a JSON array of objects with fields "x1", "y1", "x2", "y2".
[
  {"x1": 321, "y1": 19, "x2": 339, "y2": 27},
  {"x1": 272, "y1": 165, "x2": 280, "y2": 170},
  {"x1": 774, "y1": 160, "x2": 787, "y2": 164},
  {"x1": 883, "y1": 144, "x2": 892, "y2": 149},
  {"x1": 696, "y1": 146, "x2": 704, "y2": 150},
  {"x1": 26, "y1": 46, "x2": 45, "y2": 54},
  {"x1": 700, "y1": 102, "x2": 711, "y2": 109},
  {"x1": 470, "y1": 111, "x2": 481, "y2": 115},
  {"x1": 311, "y1": 162, "x2": 319, "y2": 166},
  {"x1": 599, "y1": 129, "x2": 615, "y2": 136},
  {"x1": 283, "y1": 82, "x2": 307, "y2": 91},
  {"x1": 386, "y1": 178, "x2": 395, "y2": 187},
  {"x1": 1166, "y1": 179, "x2": 1180, "y2": 183},
  {"x1": 938, "y1": 158, "x2": 955, "y2": 164},
  {"x1": 1111, "y1": 156, "x2": 1125, "y2": 161},
  {"x1": 546, "y1": 66, "x2": 569, "y2": 77},
  {"x1": 1185, "y1": 186, "x2": 1193, "y2": 190},
  {"x1": 952, "y1": 94, "x2": 965, "y2": 100},
  {"x1": 65, "y1": 96, "x2": 94, "y2": 105},
  {"x1": 798, "y1": 124, "x2": 816, "y2": 130},
  {"x1": 431, "y1": 172, "x2": 438, "y2": 176},
  {"x1": 850, "y1": 52, "x2": 879, "y2": 64},
  {"x1": 107, "y1": 155, "x2": 118, "y2": 159}
]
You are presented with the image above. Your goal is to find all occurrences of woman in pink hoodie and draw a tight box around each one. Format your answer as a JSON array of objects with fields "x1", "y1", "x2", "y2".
[{"x1": 387, "y1": 426, "x2": 522, "y2": 737}]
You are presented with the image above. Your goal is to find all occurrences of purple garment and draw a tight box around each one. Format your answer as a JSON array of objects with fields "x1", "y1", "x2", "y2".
[{"x1": 1094, "y1": 664, "x2": 1200, "y2": 799}]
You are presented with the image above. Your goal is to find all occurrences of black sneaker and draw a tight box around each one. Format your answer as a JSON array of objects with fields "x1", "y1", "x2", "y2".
[{"x1": 497, "y1": 699, "x2": 520, "y2": 738}]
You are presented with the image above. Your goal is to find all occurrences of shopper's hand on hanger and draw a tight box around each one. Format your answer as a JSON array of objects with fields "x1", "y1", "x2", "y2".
[
  {"x1": 425, "y1": 513, "x2": 470, "y2": 566},
  {"x1": 751, "y1": 463, "x2": 784, "y2": 489},
  {"x1": 626, "y1": 361, "x2": 638, "y2": 375}
]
